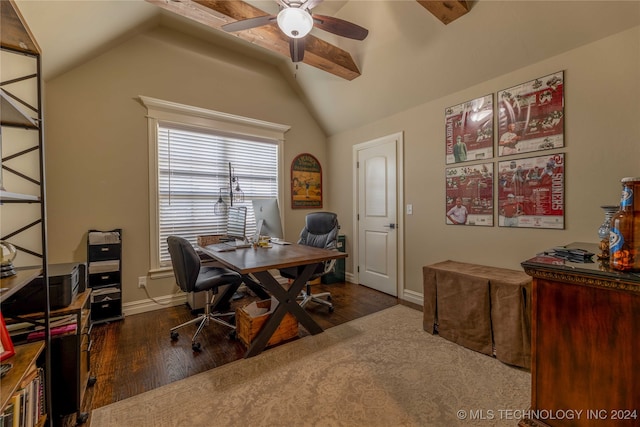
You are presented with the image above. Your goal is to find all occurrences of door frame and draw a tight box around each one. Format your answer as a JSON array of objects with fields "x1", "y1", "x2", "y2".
[{"x1": 351, "y1": 131, "x2": 405, "y2": 297}]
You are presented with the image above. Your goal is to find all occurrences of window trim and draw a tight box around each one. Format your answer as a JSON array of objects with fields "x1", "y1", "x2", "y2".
[{"x1": 139, "y1": 96, "x2": 290, "y2": 276}]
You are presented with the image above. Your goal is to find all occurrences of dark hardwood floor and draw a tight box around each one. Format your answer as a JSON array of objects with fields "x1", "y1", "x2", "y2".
[{"x1": 63, "y1": 281, "x2": 405, "y2": 427}]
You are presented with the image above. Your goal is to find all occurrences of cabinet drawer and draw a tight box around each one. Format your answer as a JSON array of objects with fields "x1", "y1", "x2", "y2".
[
  {"x1": 80, "y1": 335, "x2": 91, "y2": 407},
  {"x1": 88, "y1": 243, "x2": 121, "y2": 261},
  {"x1": 91, "y1": 298, "x2": 121, "y2": 321},
  {"x1": 91, "y1": 287, "x2": 120, "y2": 303},
  {"x1": 81, "y1": 308, "x2": 91, "y2": 335},
  {"x1": 81, "y1": 334, "x2": 90, "y2": 372},
  {"x1": 89, "y1": 271, "x2": 120, "y2": 287}
]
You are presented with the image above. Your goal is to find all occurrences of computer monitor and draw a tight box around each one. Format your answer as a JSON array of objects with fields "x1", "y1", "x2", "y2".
[
  {"x1": 252, "y1": 198, "x2": 284, "y2": 240},
  {"x1": 226, "y1": 206, "x2": 247, "y2": 240}
]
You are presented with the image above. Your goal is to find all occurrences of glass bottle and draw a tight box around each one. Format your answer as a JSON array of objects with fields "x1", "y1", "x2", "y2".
[
  {"x1": 597, "y1": 205, "x2": 619, "y2": 259},
  {"x1": 609, "y1": 177, "x2": 640, "y2": 271}
]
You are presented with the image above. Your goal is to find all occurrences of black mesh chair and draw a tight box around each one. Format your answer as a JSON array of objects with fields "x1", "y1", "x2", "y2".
[
  {"x1": 279, "y1": 212, "x2": 339, "y2": 312},
  {"x1": 167, "y1": 235, "x2": 243, "y2": 352}
]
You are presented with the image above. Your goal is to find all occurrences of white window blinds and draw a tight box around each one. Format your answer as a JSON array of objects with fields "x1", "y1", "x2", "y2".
[{"x1": 158, "y1": 123, "x2": 279, "y2": 264}]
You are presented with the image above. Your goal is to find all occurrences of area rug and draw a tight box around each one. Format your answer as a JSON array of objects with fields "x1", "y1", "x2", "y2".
[{"x1": 90, "y1": 305, "x2": 530, "y2": 427}]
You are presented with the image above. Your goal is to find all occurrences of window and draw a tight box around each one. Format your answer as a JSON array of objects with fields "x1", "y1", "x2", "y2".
[{"x1": 140, "y1": 96, "x2": 290, "y2": 272}]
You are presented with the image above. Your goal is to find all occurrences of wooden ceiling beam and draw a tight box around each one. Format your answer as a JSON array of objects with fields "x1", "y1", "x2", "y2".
[
  {"x1": 416, "y1": 0, "x2": 470, "y2": 25},
  {"x1": 146, "y1": 0, "x2": 362, "y2": 80}
]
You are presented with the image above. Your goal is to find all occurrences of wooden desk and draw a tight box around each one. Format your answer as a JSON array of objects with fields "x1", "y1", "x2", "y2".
[
  {"x1": 199, "y1": 243, "x2": 347, "y2": 358},
  {"x1": 521, "y1": 242, "x2": 640, "y2": 427}
]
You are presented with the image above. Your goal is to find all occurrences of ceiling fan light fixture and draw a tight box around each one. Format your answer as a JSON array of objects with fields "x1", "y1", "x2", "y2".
[{"x1": 277, "y1": 7, "x2": 313, "y2": 39}]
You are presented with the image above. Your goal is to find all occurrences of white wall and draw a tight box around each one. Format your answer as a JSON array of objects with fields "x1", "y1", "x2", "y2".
[{"x1": 328, "y1": 26, "x2": 640, "y2": 298}]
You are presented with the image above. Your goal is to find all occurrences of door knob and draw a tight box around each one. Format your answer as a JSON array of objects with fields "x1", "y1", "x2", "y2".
[{"x1": 383, "y1": 223, "x2": 396, "y2": 229}]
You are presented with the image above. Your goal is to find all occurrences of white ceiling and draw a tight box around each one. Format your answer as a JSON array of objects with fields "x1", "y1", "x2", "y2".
[{"x1": 15, "y1": 0, "x2": 640, "y2": 136}]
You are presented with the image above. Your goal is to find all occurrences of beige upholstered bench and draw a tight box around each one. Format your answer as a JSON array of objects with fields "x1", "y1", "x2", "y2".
[{"x1": 423, "y1": 260, "x2": 532, "y2": 369}]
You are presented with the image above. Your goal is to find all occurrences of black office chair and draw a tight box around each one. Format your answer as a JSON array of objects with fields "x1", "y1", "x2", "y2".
[
  {"x1": 279, "y1": 212, "x2": 339, "y2": 312},
  {"x1": 167, "y1": 235, "x2": 243, "y2": 352}
]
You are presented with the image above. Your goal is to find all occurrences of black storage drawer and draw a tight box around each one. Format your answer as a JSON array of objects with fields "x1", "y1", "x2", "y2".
[
  {"x1": 89, "y1": 271, "x2": 120, "y2": 287},
  {"x1": 88, "y1": 228, "x2": 123, "y2": 324},
  {"x1": 88, "y1": 243, "x2": 121, "y2": 261},
  {"x1": 91, "y1": 299, "x2": 121, "y2": 321},
  {"x1": 91, "y1": 287, "x2": 120, "y2": 303}
]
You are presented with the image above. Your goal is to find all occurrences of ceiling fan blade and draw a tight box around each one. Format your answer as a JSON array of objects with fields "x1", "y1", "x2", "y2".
[
  {"x1": 289, "y1": 37, "x2": 305, "y2": 62},
  {"x1": 222, "y1": 15, "x2": 276, "y2": 33},
  {"x1": 301, "y1": 0, "x2": 323, "y2": 10},
  {"x1": 313, "y1": 15, "x2": 369, "y2": 40}
]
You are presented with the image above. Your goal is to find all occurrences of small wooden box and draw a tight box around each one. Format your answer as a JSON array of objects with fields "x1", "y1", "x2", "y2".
[
  {"x1": 236, "y1": 298, "x2": 299, "y2": 348},
  {"x1": 197, "y1": 235, "x2": 225, "y2": 246}
]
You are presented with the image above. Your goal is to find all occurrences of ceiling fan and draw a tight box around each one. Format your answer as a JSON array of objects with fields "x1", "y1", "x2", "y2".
[{"x1": 221, "y1": 0, "x2": 369, "y2": 63}]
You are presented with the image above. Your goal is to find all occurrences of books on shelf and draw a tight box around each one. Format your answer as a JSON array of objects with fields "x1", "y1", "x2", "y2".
[
  {"x1": 7, "y1": 314, "x2": 77, "y2": 345},
  {"x1": 0, "y1": 365, "x2": 45, "y2": 427}
]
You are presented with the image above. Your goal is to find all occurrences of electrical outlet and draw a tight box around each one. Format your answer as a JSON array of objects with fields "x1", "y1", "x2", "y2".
[
  {"x1": 406, "y1": 204, "x2": 413, "y2": 215},
  {"x1": 138, "y1": 276, "x2": 147, "y2": 288}
]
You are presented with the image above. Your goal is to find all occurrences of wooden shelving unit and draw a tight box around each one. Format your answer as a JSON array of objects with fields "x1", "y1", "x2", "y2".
[
  {"x1": 1, "y1": 1, "x2": 50, "y2": 425},
  {"x1": 0, "y1": 341, "x2": 44, "y2": 412},
  {"x1": 0, "y1": 267, "x2": 41, "y2": 302}
]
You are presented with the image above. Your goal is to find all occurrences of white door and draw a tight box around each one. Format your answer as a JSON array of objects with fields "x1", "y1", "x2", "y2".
[{"x1": 355, "y1": 133, "x2": 401, "y2": 296}]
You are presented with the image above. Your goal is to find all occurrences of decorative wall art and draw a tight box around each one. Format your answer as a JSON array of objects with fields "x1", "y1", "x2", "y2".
[
  {"x1": 445, "y1": 94, "x2": 494, "y2": 164},
  {"x1": 497, "y1": 71, "x2": 564, "y2": 157},
  {"x1": 445, "y1": 162, "x2": 494, "y2": 226},
  {"x1": 0, "y1": 312, "x2": 15, "y2": 361},
  {"x1": 291, "y1": 153, "x2": 323, "y2": 209},
  {"x1": 497, "y1": 153, "x2": 565, "y2": 229}
]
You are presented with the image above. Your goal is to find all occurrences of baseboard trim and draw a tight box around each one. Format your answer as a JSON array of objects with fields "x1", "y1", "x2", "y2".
[
  {"x1": 124, "y1": 274, "x2": 425, "y2": 317},
  {"x1": 401, "y1": 288, "x2": 424, "y2": 307},
  {"x1": 123, "y1": 293, "x2": 187, "y2": 317}
]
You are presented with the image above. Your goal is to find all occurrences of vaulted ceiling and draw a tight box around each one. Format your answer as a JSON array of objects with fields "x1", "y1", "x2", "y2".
[{"x1": 12, "y1": 0, "x2": 640, "y2": 136}]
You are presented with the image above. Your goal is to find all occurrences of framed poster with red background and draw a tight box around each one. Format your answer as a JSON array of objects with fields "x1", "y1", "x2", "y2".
[
  {"x1": 445, "y1": 94, "x2": 494, "y2": 165},
  {"x1": 497, "y1": 153, "x2": 565, "y2": 229},
  {"x1": 498, "y1": 71, "x2": 564, "y2": 157},
  {"x1": 445, "y1": 163, "x2": 494, "y2": 226},
  {"x1": 1, "y1": 312, "x2": 15, "y2": 361}
]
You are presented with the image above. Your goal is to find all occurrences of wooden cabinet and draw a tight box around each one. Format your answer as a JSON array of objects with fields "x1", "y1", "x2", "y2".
[
  {"x1": 521, "y1": 242, "x2": 639, "y2": 427},
  {"x1": 49, "y1": 290, "x2": 94, "y2": 424}
]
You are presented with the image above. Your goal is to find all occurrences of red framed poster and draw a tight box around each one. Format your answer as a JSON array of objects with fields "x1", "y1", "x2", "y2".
[
  {"x1": 497, "y1": 71, "x2": 564, "y2": 156},
  {"x1": 0, "y1": 312, "x2": 15, "y2": 361},
  {"x1": 291, "y1": 153, "x2": 323, "y2": 209},
  {"x1": 445, "y1": 162, "x2": 494, "y2": 226},
  {"x1": 445, "y1": 94, "x2": 494, "y2": 164},
  {"x1": 497, "y1": 153, "x2": 565, "y2": 229}
]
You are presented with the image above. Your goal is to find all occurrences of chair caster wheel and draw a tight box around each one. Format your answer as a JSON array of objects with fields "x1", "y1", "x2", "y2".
[
  {"x1": 192, "y1": 342, "x2": 202, "y2": 352},
  {"x1": 327, "y1": 295, "x2": 332, "y2": 301},
  {"x1": 229, "y1": 330, "x2": 237, "y2": 340},
  {"x1": 77, "y1": 412, "x2": 89, "y2": 424},
  {"x1": 170, "y1": 331, "x2": 179, "y2": 341},
  {"x1": 328, "y1": 306, "x2": 334, "y2": 313}
]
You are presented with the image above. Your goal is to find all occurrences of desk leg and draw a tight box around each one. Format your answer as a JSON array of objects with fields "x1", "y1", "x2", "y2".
[
  {"x1": 245, "y1": 264, "x2": 323, "y2": 358},
  {"x1": 240, "y1": 274, "x2": 271, "y2": 300}
]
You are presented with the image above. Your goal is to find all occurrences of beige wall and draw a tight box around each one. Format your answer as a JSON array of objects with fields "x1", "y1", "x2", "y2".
[
  {"x1": 43, "y1": 23, "x2": 640, "y2": 309},
  {"x1": 328, "y1": 26, "x2": 640, "y2": 298},
  {"x1": 44, "y1": 26, "x2": 327, "y2": 304}
]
